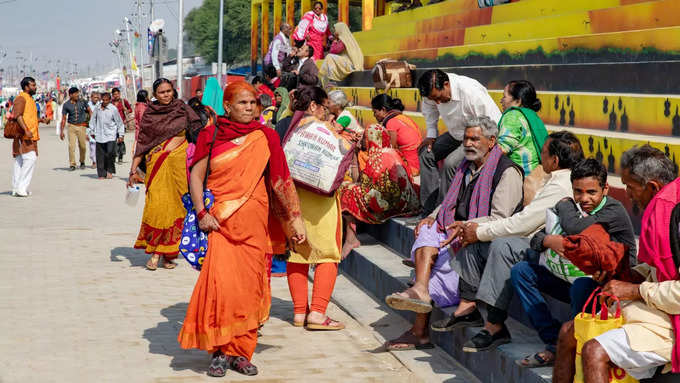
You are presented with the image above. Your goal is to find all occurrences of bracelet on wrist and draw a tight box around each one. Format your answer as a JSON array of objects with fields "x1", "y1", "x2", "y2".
[{"x1": 197, "y1": 208, "x2": 208, "y2": 220}]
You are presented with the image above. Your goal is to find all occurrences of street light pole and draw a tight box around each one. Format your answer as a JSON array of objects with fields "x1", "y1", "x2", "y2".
[
  {"x1": 217, "y1": 0, "x2": 224, "y2": 87},
  {"x1": 176, "y1": 0, "x2": 184, "y2": 99},
  {"x1": 123, "y1": 18, "x2": 138, "y2": 99}
]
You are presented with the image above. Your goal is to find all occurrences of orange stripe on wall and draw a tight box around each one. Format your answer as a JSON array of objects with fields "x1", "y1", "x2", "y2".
[
  {"x1": 416, "y1": 7, "x2": 493, "y2": 35},
  {"x1": 589, "y1": 0, "x2": 680, "y2": 34}
]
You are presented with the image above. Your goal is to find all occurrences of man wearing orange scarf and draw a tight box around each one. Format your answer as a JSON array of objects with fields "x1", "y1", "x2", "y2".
[
  {"x1": 11, "y1": 77, "x2": 43, "y2": 197},
  {"x1": 554, "y1": 145, "x2": 680, "y2": 382}
]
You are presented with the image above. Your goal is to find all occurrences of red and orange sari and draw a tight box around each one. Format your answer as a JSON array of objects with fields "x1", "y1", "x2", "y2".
[{"x1": 178, "y1": 117, "x2": 302, "y2": 359}]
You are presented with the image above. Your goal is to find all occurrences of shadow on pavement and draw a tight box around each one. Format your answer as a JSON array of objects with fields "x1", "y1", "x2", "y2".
[
  {"x1": 51, "y1": 167, "x2": 74, "y2": 171},
  {"x1": 110, "y1": 247, "x2": 148, "y2": 268},
  {"x1": 143, "y1": 302, "x2": 210, "y2": 373}
]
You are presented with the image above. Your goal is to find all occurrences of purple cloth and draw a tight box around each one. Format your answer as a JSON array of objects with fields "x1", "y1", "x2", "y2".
[{"x1": 410, "y1": 222, "x2": 460, "y2": 308}]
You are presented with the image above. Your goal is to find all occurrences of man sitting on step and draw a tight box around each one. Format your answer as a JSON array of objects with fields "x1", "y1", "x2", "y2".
[
  {"x1": 554, "y1": 145, "x2": 680, "y2": 383},
  {"x1": 433, "y1": 131, "x2": 584, "y2": 353},
  {"x1": 511, "y1": 158, "x2": 636, "y2": 368},
  {"x1": 383, "y1": 116, "x2": 524, "y2": 351}
]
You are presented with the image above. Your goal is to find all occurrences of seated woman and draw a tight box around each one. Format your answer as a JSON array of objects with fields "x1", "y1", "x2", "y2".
[
  {"x1": 327, "y1": 89, "x2": 363, "y2": 140},
  {"x1": 319, "y1": 22, "x2": 364, "y2": 86},
  {"x1": 371, "y1": 94, "x2": 421, "y2": 176},
  {"x1": 498, "y1": 80, "x2": 547, "y2": 176},
  {"x1": 339, "y1": 124, "x2": 421, "y2": 258}
]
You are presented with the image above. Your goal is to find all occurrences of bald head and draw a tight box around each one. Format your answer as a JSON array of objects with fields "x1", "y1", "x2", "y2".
[{"x1": 281, "y1": 23, "x2": 292, "y2": 36}]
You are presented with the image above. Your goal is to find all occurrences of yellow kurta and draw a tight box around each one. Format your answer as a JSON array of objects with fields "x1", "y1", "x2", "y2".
[{"x1": 287, "y1": 187, "x2": 342, "y2": 264}]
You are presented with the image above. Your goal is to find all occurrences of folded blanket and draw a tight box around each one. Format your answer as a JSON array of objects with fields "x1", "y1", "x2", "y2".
[{"x1": 562, "y1": 224, "x2": 632, "y2": 281}]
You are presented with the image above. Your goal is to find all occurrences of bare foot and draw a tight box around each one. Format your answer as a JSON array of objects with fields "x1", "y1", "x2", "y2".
[
  {"x1": 106, "y1": 172, "x2": 113, "y2": 179},
  {"x1": 293, "y1": 313, "x2": 306, "y2": 325},
  {"x1": 341, "y1": 237, "x2": 361, "y2": 259}
]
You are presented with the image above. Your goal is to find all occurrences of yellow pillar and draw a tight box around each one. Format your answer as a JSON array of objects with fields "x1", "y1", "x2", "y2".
[
  {"x1": 301, "y1": 0, "x2": 311, "y2": 15},
  {"x1": 262, "y1": 0, "x2": 270, "y2": 62},
  {"x1": 251, "y1": 3, "x2": 259, "y2": 73},
  {"x1": 362, "y1": 0, "x2": 374, "y2": 31},
  {"x1": 274, "y1": 0, "x2": 282, "y2": 36},
  {"x1": 377, "y1": 0, "x2": 385, "y2": 17},
  {"x1": 286, "y1": 0, "x2": 294, "y2": 26},
  {"x1": 338, "y1": 0, "x2": 349, "y2": 24}
]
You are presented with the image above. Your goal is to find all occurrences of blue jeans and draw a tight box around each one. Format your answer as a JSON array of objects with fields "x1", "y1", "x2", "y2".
[{"x1": 511, "y1": 261, "x2": 599, "y2": 353}]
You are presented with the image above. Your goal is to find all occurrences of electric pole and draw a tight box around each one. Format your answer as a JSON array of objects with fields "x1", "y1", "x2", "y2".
[{"x1": 177, "y1": 0, "x2": 184, "y2": 99}]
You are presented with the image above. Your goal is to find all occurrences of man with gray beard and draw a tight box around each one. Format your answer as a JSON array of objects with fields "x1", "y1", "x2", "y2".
[{"x1": 383, "y1": 116, "x2": 524, "y2": 351}]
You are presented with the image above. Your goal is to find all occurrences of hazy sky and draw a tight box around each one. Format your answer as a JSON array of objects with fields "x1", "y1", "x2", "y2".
[{"x1": 0, "y1": 0, "x2": 203, "y2": 77}]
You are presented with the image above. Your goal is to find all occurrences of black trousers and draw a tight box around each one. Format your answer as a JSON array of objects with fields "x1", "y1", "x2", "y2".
[
  {"x1": 418, "y1": 132, "x2": 463, "y2": 215},
  {"x1": 116, "y1": 140, "x2": 126, "y2": 161},
  {"x1": 96, "y1": 141, "x2": 116, "y2": 177}
]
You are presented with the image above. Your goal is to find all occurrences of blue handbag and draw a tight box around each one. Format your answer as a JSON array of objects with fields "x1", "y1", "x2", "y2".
[{"x1": 179, "y1": 125, "x2": 218, "y2": 271}]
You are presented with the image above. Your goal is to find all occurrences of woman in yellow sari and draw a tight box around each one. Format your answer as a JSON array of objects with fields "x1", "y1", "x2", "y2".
[
  {"x1": 127, "y1": 78, "x2": 203, "y2": 270},
  {"x1": 178, "y1": 82, "x2": 305, "y2": 377},
  {"x1": 319, "y1": 22, "x2": 364, "y2": 85}
]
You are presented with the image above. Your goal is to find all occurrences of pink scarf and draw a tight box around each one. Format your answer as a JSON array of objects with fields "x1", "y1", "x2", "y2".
[{"x1": 637, "y1": 177, "x2": 680, "y2": 372}]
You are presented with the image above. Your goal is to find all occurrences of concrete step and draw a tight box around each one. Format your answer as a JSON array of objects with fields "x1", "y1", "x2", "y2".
[
  {"x1": 341, "y1": 234, "x2": 555, "y2": 383},
  {"x1": 339, "y1": 61, "x2": 680, "y2": 95},
  {"x1": 336, "y1": 86, "x2": 680, "y2": 137},
  {"x1": 331, "y1": 273, "x2": 482, "y2": 383},
  {"x1": 358, "y1": 0, "x2": 680, "y2": 57}
]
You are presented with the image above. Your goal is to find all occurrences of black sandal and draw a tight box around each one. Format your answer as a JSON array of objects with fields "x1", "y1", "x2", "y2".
[
  {"x1": 228, "y1": 356, "x2": 258, "y2": 376},
  {"x1": 207, "y1": 351, "x2": 228, "y2": 377}
]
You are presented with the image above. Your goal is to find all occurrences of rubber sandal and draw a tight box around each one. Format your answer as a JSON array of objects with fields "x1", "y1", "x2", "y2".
[
  {"x1": 515, "y1": 352, "x2": 555, "y2": 368},
  {"x1": 402, "y1": 259, "x2": 415, "y2": 268},
  {"x1": 228, "y1": 356, "x2": 258, "y2": 376},
  {"x1": 305, "y1": 317, "x2": 345, "y2": 331},
  {"x1": 163, "y1": 260, "x2": 177, "y2": 269},
  {"x1": 207, "y1": 352, "x2": 228, "y2": 377},
  {"x1": 385, "y1": 293, "x2": 433, "y2": 313},
  {"x1": 146, "y1": 254, "x2": 160, "y2": 271},
  {"x1": 385, "y1": 331, "x2": 435, "y2": 351}
]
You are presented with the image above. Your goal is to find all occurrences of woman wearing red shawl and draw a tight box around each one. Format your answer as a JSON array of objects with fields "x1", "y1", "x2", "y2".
[
  {"x1": 339, "y1": 124, "x2": 421, "y2": 257},
  {"x1": 292, "y1": 1, "x2": 330, "y2": 60},
  {"x1": 177, "y1": 82, "x2": 305, "y2": 377},
  {"x1": 127, "y1": 79, "x2": 203, "y2": 270}
]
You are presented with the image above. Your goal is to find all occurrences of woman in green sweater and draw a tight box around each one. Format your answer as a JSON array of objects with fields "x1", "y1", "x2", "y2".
[{"x1": 498, "y1": 80, "x2": 548, "y2": 176}]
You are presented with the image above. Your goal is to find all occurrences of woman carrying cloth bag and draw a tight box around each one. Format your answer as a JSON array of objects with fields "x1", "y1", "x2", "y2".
[
  {"x1": 178, "y1": 82, "x2": 305, "y2": 377},
  {"x1": 128, "y1": 78, "x2": 203, "y2": 270}
]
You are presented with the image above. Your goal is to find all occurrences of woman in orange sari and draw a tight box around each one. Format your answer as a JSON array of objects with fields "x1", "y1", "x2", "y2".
[
  {"x1": 127, "y1": 78, "x2": 203, "y2": 270},
  {"x1": 178, "y1": 82, "x2": 305, "y2": 377}
]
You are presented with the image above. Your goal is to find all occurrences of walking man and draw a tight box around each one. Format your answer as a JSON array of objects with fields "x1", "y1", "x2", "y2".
[
  {"x1": 60, "y1": 87, "x2": 92, "y2": 170},
  {"x1": 89, "y1": 92, "x2": 124, "y2": 179},
  {"x1": 111, "y1": 88, "x2": 131, "y2": 164},
  {"x1": 12, "y1": 77, "x2": 43, "y2": 197},
  {"x1": 87, "y1": 92, "x2": 100, "y2": 169}
]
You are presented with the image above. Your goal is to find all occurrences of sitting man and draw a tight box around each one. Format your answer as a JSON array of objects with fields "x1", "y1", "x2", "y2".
[
  {"x1": 511, "y1": 158, "x2": 636, "y2": 368},
  {"x1": 294, "y1": 43, "x2": 319, "y2": 86},
  {"x1": 435, "y1": 131, "x2": 584, "y2": 352},
  {"x1": 554, "y1": 145, "x2": 680, "y2": 383},
  {"x1": 384, "y1": 116, "x2": 524, "y2": 350}
]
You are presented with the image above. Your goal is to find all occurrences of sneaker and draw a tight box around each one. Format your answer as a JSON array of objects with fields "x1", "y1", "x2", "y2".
[
  {"x1": 15, "y1": 191, "x2": 30, "y2": 197},
  {"x1": 431, "y1": 309, "x2": 484, "y2": 332},
  {"x1": 69, "y1": 166, "x2": 76, "y2": 171},
  {"x1": 80, "y1": 162, "x2": 86, "y2": 169},
  {"x1": 462, "y1": 326, "x2": 511, "y2": 352}
]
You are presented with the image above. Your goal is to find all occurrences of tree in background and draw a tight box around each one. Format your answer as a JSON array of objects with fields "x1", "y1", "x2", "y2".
[{"x1": 185, "y1": 0, "x2": 362, "y2": 67}]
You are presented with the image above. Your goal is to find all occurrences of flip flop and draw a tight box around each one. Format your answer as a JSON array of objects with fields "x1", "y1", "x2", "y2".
[
  {"x1": 385, "y1": 331, "x2": 435, "y2": 351},
  {"x1": 385, "y1": 293, "x2": 433, "y2": 313},
  {"x1": 515, "y1": 352, "x2": 555, "y2": 368},
  {"x1": 305, "y1": 317, "x2": 345, "y2": 331},
  {"x1": 402, "y1": 259, "x2": 416, "y2": 268}
]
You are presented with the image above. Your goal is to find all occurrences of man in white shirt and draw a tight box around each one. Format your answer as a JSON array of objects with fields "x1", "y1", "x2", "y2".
[
  {"x1": 86, "y1": 92, "x2": 100, "y2": 169},
  {"x1": 266, "y1": 23, "x2": 292, "y2": 77},
  {"x1": 417, "y1": 69, "x2": 502, "y2": 215},
  {"x1": 89, "y1": 92, "x2": 124, "y2": 179},
  {"x1": 433, "y1": 131, "x2": 583, "y2": 353}
]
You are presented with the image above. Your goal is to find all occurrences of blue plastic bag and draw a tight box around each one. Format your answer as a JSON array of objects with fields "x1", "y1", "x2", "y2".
[{"x1": 179, "y1": 190, "x2": 215, "y2": 271}]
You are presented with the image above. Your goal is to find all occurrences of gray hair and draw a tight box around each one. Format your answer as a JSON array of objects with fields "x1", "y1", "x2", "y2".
[
  {"x1": 621, "y1": 145, "x2": 676, "y2": 185},
  {"x1": 465, "y1": 116, "x2": 498, "y2": 138},
  {"x1": 328, "y1": 90, "x2": 351, "y2": 109}
]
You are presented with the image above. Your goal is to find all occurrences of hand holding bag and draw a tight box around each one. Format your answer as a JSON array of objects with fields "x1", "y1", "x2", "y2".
[
  {"x1": 179, "y1": 126, "x2": 219, "y2": 271},
  {"x1": 3, "y1": 112, "x2": 24, "y2": 139},
  {"x1": 573, "y1": 287, "x2": 638, "y2": 383}
]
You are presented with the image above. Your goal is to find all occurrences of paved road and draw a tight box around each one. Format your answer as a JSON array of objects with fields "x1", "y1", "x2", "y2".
[{"x1": 0, "y1": 126, "x2": 417, "y2": 382}]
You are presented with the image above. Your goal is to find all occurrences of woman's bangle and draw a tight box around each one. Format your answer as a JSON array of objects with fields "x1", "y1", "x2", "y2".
[{"x1": 197, "y1": 208, "x2": 208, "y2": 220}]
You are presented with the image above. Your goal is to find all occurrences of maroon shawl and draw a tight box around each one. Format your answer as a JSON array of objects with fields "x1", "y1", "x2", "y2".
[{"x1": 134, "y1": 99, "x2": 202, "y2": 157}]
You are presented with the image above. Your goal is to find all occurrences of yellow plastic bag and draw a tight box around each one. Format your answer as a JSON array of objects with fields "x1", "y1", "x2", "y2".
[{"x1": 574, "y1": 288, "x2": 638, "y2": 383}]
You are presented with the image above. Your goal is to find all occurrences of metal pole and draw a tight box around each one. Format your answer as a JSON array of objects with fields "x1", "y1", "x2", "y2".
[
  {"x1": 138, "y1": 0, "x2": 144, "y2": 88},
  {"x1": 124, "y1": 18, "x2": 138, "y2": 100},
  {"x1": 177, "y1": 0, "x2": 184, "y2": 99},
  {"x1": 217, "y1": 0, "x2": 224, "y2": 87},
  {"x1": 149, "y1": 0, "x2": 155, "y2": 82}
]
